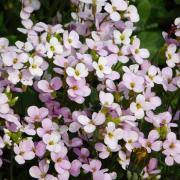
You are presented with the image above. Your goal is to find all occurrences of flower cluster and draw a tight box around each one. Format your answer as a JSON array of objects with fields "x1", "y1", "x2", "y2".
[{"x1": 0, "y1": 0, "x2": 179, "y2": 179}]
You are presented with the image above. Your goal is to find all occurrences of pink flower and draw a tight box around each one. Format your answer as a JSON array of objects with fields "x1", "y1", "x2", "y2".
[
  {"x1": 29, "y1": 159, "x2": 56, "y2": 179},
  {"x1": 51, "y1": 146, "x2": 71, "y2": 174},
  {"x1": 34, "y1": 141, "x2": 46, "y2": 157},
  {"x1": 139, "y1": 130, "x2": 162, "y2": 153},
  {"x1": 0, "y1": 37, "x2": 9, "y2": 52},
  {"x1": 70, "y1": 160, "x2": 82, "y2": 177},
  {"x1": 66, "y1": 77, "x2": 91, "y2": 104},
  {"x1": 37, "y1": 77, "x2": 62, "y2": 93},
  {"x1": 123, "y1": 72, "x2": 144, "y2": 93},
  {"x1": 0, "y1": 93, "x2": 10, "y2": 114},
  {"x1": 14, "y1": 139, "x2": 35, "y2": 164},
  {"x1": 25, "y1": 106, "x2": 48, "y2": 123},
  {"x1": 73, "y1": 148, "x2": 90, "y2": 163},
  {"x1": 82, "y1": 159, "x2": 102, "y2": 173},
  {"x1": 163, "y1": 132, "x2": 180, "y2": 166},
  {"x1": 37, "y1": 118, "x2": 53, "y2": 137},
  {"x1": 78, "y1": 112, "x2": 105, "y2": 133},
  {"x1": 162, "y1": 67, "x2": 177, "y2": 91},
  {"x1": 95, "y1": 143, "x2": 112, "y2": 159},
  {"x1": 142, "y1": 158, "x2": 161, "y2": 179}
]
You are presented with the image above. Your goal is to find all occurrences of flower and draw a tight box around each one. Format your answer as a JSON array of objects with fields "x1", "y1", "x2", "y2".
[
  {"x1": 1, "y1": 52, "x2": 28, "y2": 69},
  {"x1": 46, "y1": 37, "x2": 63, "y2": 58},
  {"x1": 29, "y1": 55, "x2": 43, "y2": 76},
  {"x1": 37, "y1": 118, "x2": 53, "y2": 137},
  {"x1": 124, "y1": 5, "x2": 139, "y2": 22},
  {"x1": 66, "y1": 77, "x2": 91, "y2": 104},
  {"x1": 38, "y1": 77, "x2": 62, "y2": 93},
  {"x1": 0, "y1": 93, "x2": 9, "y2": 114},
  {"x1": 118, "y1": 150, "x2": 130, "y2": 170},
  {"x1": 113, "y1": 29, "x2": 132, "y2": 45},
  {"x1": 14, "y1": 139, "x2": 35, "y2": 164},
  {"x1": 43, "y1": 132, "x2": 62, "y2": 153},
  {"x1": 123, "y1": 72, "x2": 144, "y2": 93},
  {"x1": 145, "y1": 65, "x2": 163, "y2": 87},
  {"x1": 66, "y1": 63, "x2": 89, "y2": 80},
  {"x1": 51, "y1": 146, "x2": 71, "y2": 174},
  {"x1": 93, "y1": 57, "x2": 112, "y2": 79},
  {"x1": 95, "y1": 143, "x2": 119, "y2": 159},
  {"x1": 130, "y1": 94, "x2": 147, "y2": 119},
  {"x1": 165, "y1": 44, "x2": 179, "y2": 68},
  {"x1": 104, "y1": 122, "x2": 123, "y2": 149},
  {"x1": 142, "y1": 158, "x2": 161, "y2": 179},
  {"x1": 70, "y1": 160, "x2": 82, "y2": 177},
  {"x1": 78, "y1": 112, "x2": 105, "y2": 133},
  {"x1": 29, "y1": 159, "x2": 56, "y2": 179},
  {"x1": 99, "y1": 91, "x2": 114, "y2": 107},
  {"x1": 63, "y1": 30, "x2": 81, "y2": 49},
  {"x1": 123, "y1": 130, "x2": 138, "y2": 152},
  {"x1": 162, "y1": 67, "x2": 177, "y2": 91},
  {"x1": 139, "y1": 130, "x2": 162, "y2": 153},
  {"x1": 73, "y1": 148, "x2": 89, "y2": 163},
  {"x1": 130, "y1": 38, "x2": 150, "y2": 64},
  {"x1": 26, "y1": 106, "x2": 49, "y2": 123},
  {"x1": 104, "y1": 0, "x2": 128, "y2": 21},
  {"x1": 82, "y1": 159, "x2": 102, "y2": 174},
  {"x1": 163, "y1": 132, "x2": 180, "y2": 166}
]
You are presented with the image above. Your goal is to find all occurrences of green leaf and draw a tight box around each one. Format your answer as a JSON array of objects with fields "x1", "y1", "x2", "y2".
[
  {"x1": 137, "y1": 0, "x2": 151, "y2": 24},
  {"x1": 175, "y1": 0, "x2": 180, "y2": 5},
  {"x1": 138, "y1": 30, "x2": 164, "y2": 60}
]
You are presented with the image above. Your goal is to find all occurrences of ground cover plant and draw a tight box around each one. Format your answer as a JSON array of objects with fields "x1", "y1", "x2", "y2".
[{"x1": 0, "y1": 0, "x2": 179, "y2": 179}]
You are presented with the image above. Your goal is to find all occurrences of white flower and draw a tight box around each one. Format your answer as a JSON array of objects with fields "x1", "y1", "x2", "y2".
[
  {"x1": 104, "y1": 0, "x2": 128, "y2": 21},
  {"x1": 7, "y1": 69, "x2": 33, "y2": 85},
  {"x1": 165, "y1": 44, "x2": 179, "y2": 68},
  {"x1": 174, "y1": 17, "x2": 180, "y2": 37},
  {"x1": 7, "y1": 69, "x2": 21, "y2": 85},
  {"x1": 43, "y1": 132, "x2": 62, "y2": 153},
  {"x1": 93, "y1": 57, "x2": 112, "y2": 78},
  {"x1": 0, "y1": 93, "x2": 10, "y2": 114},
  {"x1": 46, "y1": 37, "x2": 63, "y2": 58},
  {"x1": 29, "y1": 55, "x2": 43, "y2": 76},
  {"x1": 63, "y1": 30, "x2": 81, "y2": 49},
  {"x1": 130, "y1": 94, "x2": 147, "y2": 119},
  {"x1": 118, "y1": 150, "x2": 130, "y2": 170},
  {"x1": 123, "y1": 130, "x2": 138, "y2": 152},
  {"x1": 145, "y1": 65, "x2": 163, "y2": 87},
  {"x1": 113, "y1": 29, "x2": 132, "y2": 45},
  {"x1": 104, "y1": 122, "x2": 123, "y2": 150},
  {"x1": 1, "y1": 52, "x2": 28, "y2": 69},
  {"x1": 99, "y1": 91, "x2": 114, "y2": 107},
  {"x1": 78, "y1": 112, "x2": 105, "y2": 133},
  {"x1": 66, "y1": 63, "x2": 88, "y2": 80},
  {"x1": 130, "y1": 38, "x2": 150, "y2": 64},
  {"x1": 124, "y1": 5, "x2": 139, "y2": 23}
]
